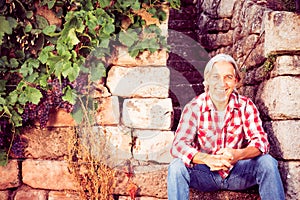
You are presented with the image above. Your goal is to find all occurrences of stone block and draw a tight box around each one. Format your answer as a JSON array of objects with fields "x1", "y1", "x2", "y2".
[
  {"x1": 46, "y1": 109, "x2": 75, "y2": 127},
  {"x1": 14, "y1": 186, "x2": 47, "y2": 200},
  {"x1": 283, "y1": 161, "x2": 300, "y2": 200},
  {"x1": 21, "y1": 127, "x2": 74, "y2": 159},
  {"x1": 256, "y1": 76, "x2": 300, "y2": 119},
  {"x1": 0, "y1": 191, "x2": 9, "y2": 200},
  {"x1": 114, "y1": 164, "x2": 168, "y2": 198},
  {"x1": 269, "y1": 120, "x2": 300, "y2": 160},
  {"x1": 107, "y1": 66, "x2": 170, "y2": 98},
  {"x1": 118, "y1": 196, "x2": 167, "y2": 200},
  {"x1": 122, "y1": 98, "x2": 173, "y2": 130},
  {"x1": 81, "y1": 126, "x2": 132, "y2": 167},
  {"x1": 0, "y1": 160, "x2": 20, "y2": 189},
  {"x1": 264, "y1": 11, "x2": 300, "y2": 56},
  {"x1": 271, "y1": 55, "x2": 300, "y2": 77},
  {"x1": 133, "y1": 130, "x2": 174, "y2": 163},
  {"x1": 96, "y1": 96, "x2": 120, "y2": 125},
  {"x1": 217, "y1": 0, "x2": 238, "y2": 18},
  {"x1": 111, "y1": 47, "x2": 168, "y2": 67},
  {"x1": 22, "y1": 160, "x2": 78, "y2": 190},
  {"x1": 190, "y1": 188, "x2": 260, "y2": 200},
  {"x1": 48, "y1": 191, "x2": 80, "y2": 200}
]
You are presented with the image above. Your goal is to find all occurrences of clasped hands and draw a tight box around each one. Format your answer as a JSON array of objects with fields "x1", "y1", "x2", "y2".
[{"x1": 194, "y1": 148, "x2": 239, "y2": 171}]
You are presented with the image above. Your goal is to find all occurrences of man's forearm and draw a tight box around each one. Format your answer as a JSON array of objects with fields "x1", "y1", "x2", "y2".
[{"x1": 235, "y1": 146, "x2": 262, "y2": 160}]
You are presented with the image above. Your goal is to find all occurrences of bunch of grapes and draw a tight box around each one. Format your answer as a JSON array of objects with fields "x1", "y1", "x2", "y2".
[{"x1": 22, "y1": 77, "x2": 74, "y2": 128}]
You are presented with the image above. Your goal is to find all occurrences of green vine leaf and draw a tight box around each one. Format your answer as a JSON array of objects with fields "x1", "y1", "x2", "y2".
[
  {"x1": 0, "y1": 149, "x2": 8, "y2": 166},
  {"x1": 119, "y1": 29, "x2": 139, "y2": 47},
  {"x1": 62, "y1": 86, "x2": 77, "y2": 105},
  {"x1": 99, "y1": 0, "x2": 110, "y2": 8},
  {"x1": 66, "y1": 28, "x2": 80, "y2": 48},
  {"x1": 36, "y1": 15, "x2": 49, "y2": 29},
  {"x1": 24, "y1": 86, "x2": 43, "y2": 105},
  {"x1": 90, "y1": 62, "x2": 106, "y2": 82},
  {"x1": 42, "y1": 25, "x2": 57, "y2": 36}
]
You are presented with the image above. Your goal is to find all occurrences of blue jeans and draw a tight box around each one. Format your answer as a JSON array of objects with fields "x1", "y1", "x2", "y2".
[{"x1": 167, "y1": 154, "x2": 285, "y2": 200}]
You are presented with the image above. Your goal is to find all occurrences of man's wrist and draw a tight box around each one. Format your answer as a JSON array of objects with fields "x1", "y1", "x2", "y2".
[{"x1": 192, "y1": 152, "x2": 209, "y2": 164}]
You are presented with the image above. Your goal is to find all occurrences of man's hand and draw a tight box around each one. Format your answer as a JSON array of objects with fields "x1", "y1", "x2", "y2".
[
  {"x1": 202, "y1": 154, "x2": 233, "y2": 171},
  {"x1": 192, "y1": 152, "x2": 233, "y2": 171}
]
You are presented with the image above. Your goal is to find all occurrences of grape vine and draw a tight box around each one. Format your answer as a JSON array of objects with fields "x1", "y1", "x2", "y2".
[{"x1": 0, "y1": 0, "x2": 180, "y2": 166}]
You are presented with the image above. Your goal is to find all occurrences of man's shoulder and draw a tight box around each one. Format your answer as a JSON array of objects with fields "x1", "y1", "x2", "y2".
[{"x1": 232, "y1": 92, "x2": 255, "y2": 107}]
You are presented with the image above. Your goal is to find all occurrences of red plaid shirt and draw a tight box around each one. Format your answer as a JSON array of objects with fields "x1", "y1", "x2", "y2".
[{"x1": 170, "y1": 92, "x2": 269, "y2": 178}]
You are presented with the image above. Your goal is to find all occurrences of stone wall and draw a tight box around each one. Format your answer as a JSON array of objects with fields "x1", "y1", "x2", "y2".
[{"x1": 0, "y1": 0, "x2": 299, "y2": 200}]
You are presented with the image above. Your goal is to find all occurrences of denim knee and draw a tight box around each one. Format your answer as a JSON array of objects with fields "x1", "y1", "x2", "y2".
[
  {"x1": 168, "y1": 158, "x2": 189, "y2": 178},
  {"x1": 256, "y1": 154, "x2": 278, "y2": 172}
]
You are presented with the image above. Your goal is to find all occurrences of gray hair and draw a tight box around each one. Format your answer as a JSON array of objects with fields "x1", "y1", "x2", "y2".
[{"x1": 203, "y1": 54, "x2": 240, "y2": 91}]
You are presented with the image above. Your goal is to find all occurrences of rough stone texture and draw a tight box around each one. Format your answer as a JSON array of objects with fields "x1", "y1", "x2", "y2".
[
  {"x1": 268, "y1": 120, "x2": 300, "y2": 160},
  {"x1": 21, "y1": 127, "x2": 74, "y2": 159},
  {"x1": 22, "y1": 160, "x2": 78, "y2": 190},
  {"x1": 256, "y1": 76, "x2": 300, "y2": 119},
  {"x1": 46, "y1": 109, "x2": 75, "y2": 127},
  {"x1": 96, "y1": 96, "x2": 120, "y2": 125},
  {"x1": 92, "y1": 79, "x2": 111, "y2": 98},
  {"x1": 118, "y1": 196, "x2": 167, "y2": 200},
  {"x1": 0, "y1": 160, "x2": 20, "y2": 189},
  {"x1": 114, "y1": 164, "x2": 168, "y2": 198},
  {"x1": 0, "y1": 191, "x2": 9, "y2": 200},
  {"x1": 48, "y1": 191, "x2": 81, "y2": 200},
  {"x1": 107, "y1": 66, "x2": 170, "y2": 98},
  {"x1": 111, "y1": 47, "x2": 168, "y2": 67},
  {"x1": 217, "y1": 0, "x2": 238, "y2": 18},
  {"x1": 271, "y1": 55, "x2": 300, "y2": 77},
  {"x1": 122, "y1": 98, "x2": 173, "y2": 130},
  {"x1": 14, "y1": 186, "x2": 47, "y2": 200},
  {"x1": 83, "y1": 126, "x2": 132, "y2": 167},
  {"x1": 264, "y1": 11, "x2": 300, "y2": 56},
  {"x1": 190, "y1": 188, "x2": 260, "y2": 200},
  {"x1": 133, "y1": 130, "x2": 174, "y2": 163},
  {"x1": 284, "y1": 161, "x2": 300, "y2": 200}
]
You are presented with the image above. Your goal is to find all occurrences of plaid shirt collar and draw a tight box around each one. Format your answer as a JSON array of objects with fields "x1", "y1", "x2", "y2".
[{"x1": 199, "y1": 91, "x2": 242, "y2": 113}]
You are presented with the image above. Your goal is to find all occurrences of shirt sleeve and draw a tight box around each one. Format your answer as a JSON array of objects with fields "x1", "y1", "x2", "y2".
[
  {"x1": 170, "y1": 99, "x2": 200, "y2": 166},
  {"x1": 242, "y1": 99, "x2": 270, "y2": 154}
]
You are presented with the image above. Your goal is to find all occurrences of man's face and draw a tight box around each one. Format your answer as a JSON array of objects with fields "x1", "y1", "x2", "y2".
[{"x1": 207, "y1": 61, "x2": 237, "y2": 105}]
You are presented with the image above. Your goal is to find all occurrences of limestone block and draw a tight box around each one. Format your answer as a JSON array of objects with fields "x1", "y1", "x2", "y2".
[
  {"x1": 46, "y1": 109, "x2": 75, "y2": 127},
  {"x1": 271, "y1": 55, "x2": 300, "y2": 77},
  {"x1": 21, "y1": 127, "x2": 74, "y2": 159},
  {"x1": 0, "y1": 191, "x2": 9, "y2": 200},
  {"x1": 0, "y1": 160, "x2": 20, "y2": 189},
  {"x1": 133, "y1": 130, "x2": 174, "y2": 163},
  {"x1": 96, "y1": 96, "x2": 120, "y2": 125},
  {"x1": 111, "y1": 47, "x2": 168, "y2": 67},
  {"x1": 269, "y1": 120, "x2": 300, "y2": 160},
  {"x1": 119, "y1": 196, "x2": 167, "y2": 200},
  {"x1": 256, "y1": 76, "x2": 300, "y2": 119},
  {"x1": 81, "y1": 126, "x2": 132, "y2": 167},
  {"x1": 114, "y1": 164, "x2": 168, "y2": 198},
  {"x1": 284, "y1": 161, "x2": 300, "y2": 200},
  {"x1": 22, "y1": 160, "x2": 78, "y2": 190},
  {"x1": 107, "y1": 66, "x2": 170, "y2": 98},
  {"x1": 14, "y1": 186, "x2": 47, "y2": 200},
  {"x1": 122, "y1": 98, "x2": 173, "y2": 130},
  {"x1": 190, "y1": 188, "x2": 260, "y2": 200},
  {"x1": 217, "y1": 0, "x2": 238, "y2": 18},
  {"x1": 92, "y1": 79, "x2": 111, "y2": 98},
  {"x1": 264, "y1": 11, "x2": 300, "y2": 56},
  {"x1": 48, "y1": 191, "x2": 80, "y2": 200}
]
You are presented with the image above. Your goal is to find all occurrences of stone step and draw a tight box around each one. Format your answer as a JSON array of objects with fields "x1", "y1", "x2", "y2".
[{"x1": 190, "y1": 188, "x2": 260, "y2": 200}]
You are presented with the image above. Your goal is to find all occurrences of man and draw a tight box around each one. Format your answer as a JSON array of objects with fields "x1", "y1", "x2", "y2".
[{"x1": 167, "y1": 54, "x2": 285, "y2": 200}]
